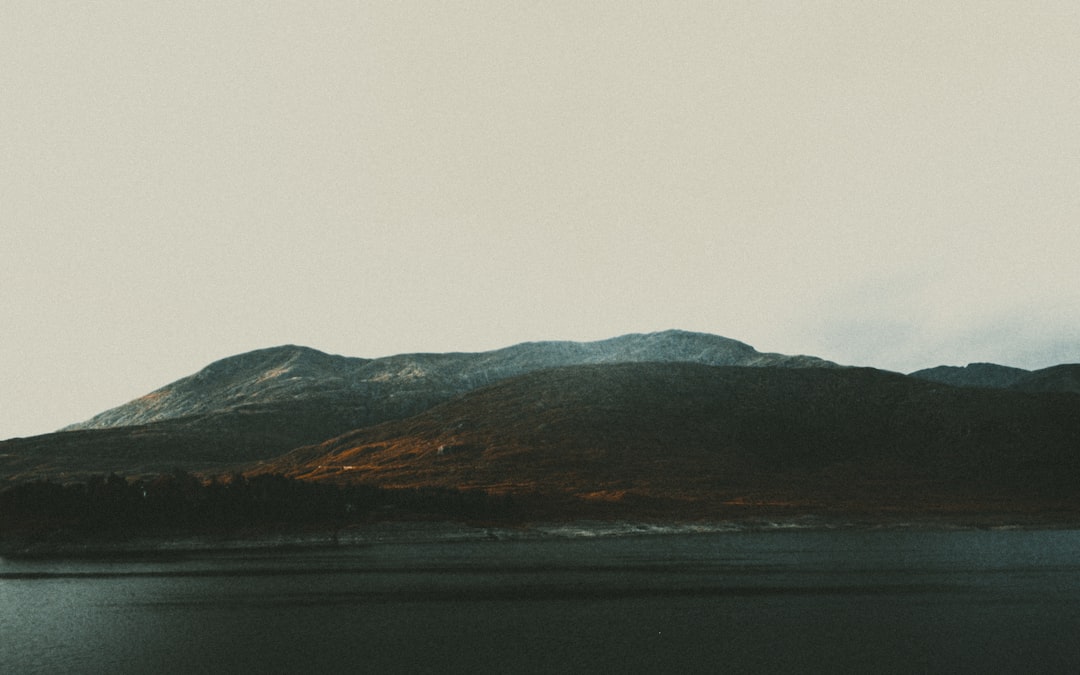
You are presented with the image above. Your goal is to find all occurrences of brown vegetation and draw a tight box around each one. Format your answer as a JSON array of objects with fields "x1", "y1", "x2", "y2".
[{"x1": 253, "y1": 363, "x2": 1080, "y2": 519}]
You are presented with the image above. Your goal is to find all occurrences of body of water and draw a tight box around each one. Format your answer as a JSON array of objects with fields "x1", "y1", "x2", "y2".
[{"x1": 3, "y1": 526, "x2": 1080, "y2": 673}]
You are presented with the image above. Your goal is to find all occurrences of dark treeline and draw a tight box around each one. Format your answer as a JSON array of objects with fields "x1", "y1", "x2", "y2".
[{"x1": 0, "y1": 471, "x2": 516, "y2": 538}]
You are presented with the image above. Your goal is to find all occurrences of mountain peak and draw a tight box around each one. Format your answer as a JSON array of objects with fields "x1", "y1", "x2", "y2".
[
  {"x1": 192, "y1": 344, "x2": 349, "y2": 382},
  {"x1": 63, "y1": 345, "x2": 369, "y2": 431}
]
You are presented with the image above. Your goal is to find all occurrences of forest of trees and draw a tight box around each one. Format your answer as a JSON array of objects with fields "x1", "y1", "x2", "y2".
[{"x1": 0, "y1": 471, "x2": 516, "y2": 541}]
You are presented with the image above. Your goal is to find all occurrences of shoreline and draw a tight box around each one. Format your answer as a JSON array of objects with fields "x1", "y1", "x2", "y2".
[{"x1": 5, "y1": 512, "x2": 1080, "y2": 560}]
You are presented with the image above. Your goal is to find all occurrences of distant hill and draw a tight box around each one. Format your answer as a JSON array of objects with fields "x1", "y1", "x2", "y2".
[
  {"x1": 909, "y1": 363, "x2": 1030, "y2": 389},
  {"x1": 1010, "y1": 364, "x2": 1080, "y2": 395},
  {"x1": 910, "y1": 362, "x2": 1080, "y2": 395},
  {"x1": 62, "y1": 330, "x2": 835, "y2": 432},
  {"x1": 258, "y1": 363, "x2": 1080, "y2": 513}
]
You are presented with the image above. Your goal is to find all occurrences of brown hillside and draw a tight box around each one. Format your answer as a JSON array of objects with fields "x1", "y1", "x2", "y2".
[{"x1": 256, "y1": 363, "x2": 1080, "y2": 515}]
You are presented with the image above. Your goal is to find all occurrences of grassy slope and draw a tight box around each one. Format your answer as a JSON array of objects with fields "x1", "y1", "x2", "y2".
[{"x1": 258, "y1": 363, "x2": 1080, "y2": 518}]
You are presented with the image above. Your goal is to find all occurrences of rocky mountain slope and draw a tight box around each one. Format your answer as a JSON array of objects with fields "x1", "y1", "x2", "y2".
[
  {"x1": 63, "y1": 330, "x2": 834, "y2": 432},
  {"x1": 2, "y1": 331, "x2": 833, "y2": 484}
]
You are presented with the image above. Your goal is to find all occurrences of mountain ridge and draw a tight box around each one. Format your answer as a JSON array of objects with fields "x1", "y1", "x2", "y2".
[
  {"x1": 62, "y1": 330, "x2": 836, "y2": 432},
  {"x1": 909, "y1": 362, "x2": 1080, "y2": 394},
  {"x1": 62, "y1": 345, "x2": 369, "y2": 431},
  {"x1": 908, "y1": 362, "x2": 1030, "y2": 389}
]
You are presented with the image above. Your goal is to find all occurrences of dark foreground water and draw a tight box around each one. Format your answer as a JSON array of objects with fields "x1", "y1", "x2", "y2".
[{"x1": 3, "y1": 526, "x2": 1080, "y2": 674}]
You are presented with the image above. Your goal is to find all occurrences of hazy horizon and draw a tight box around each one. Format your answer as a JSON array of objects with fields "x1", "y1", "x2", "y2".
[{"x1": 4, "y1": 2, "x2": 1079, "y2": 439}]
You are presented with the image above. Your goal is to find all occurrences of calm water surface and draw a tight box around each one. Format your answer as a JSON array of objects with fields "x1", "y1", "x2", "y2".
[{"x1": 3, "y1": 528, "x2": 1080, "y2": 674}]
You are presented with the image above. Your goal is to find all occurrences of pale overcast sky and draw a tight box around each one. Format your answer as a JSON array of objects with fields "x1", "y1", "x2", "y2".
[{"x1": 3, "y1": 1, "x2": 1079, "y2": 439}]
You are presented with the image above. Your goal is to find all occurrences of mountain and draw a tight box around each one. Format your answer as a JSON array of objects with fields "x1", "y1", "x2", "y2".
[
  {"x1": 63, "y1": 330, "x2": 835, "y2": 432},
  {"x1": 3, "y1": 331, "x2": 834, "y2": 484},
  {"x1": 909, "y1": 362, "x2": 1080, "y2": 395},
  {"x1": 62, "y1": 345, "x2": 371, "y2": 430},
  {"x1": 908, "y1": 363, "x2": 1030, "y2": 389},
  {"x1": 257, "y1": 363, "x2": 1080, "y2": 514},
  {"x1": 1010, "y1": 364, "x2": 1080, "y2": 395},
  {"x1": 6, "y1": 331, "x2": 1079, "y2": 520}
]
